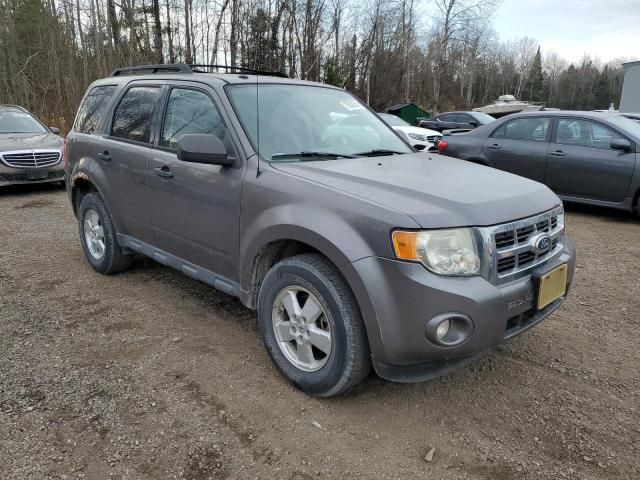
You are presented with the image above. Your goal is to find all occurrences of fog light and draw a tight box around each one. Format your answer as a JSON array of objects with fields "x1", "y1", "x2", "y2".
[
  {"x1": 436, "y1": 319, "x2": 450, "y2": 340},
  {"x1": 425, "y1": 313, "x2": 474, "y2": 347}
]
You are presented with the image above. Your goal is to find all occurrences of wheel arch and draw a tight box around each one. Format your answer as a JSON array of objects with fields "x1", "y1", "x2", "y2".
[{"x1": 240, "y1": 230, "x2": 354, "y2": 310}]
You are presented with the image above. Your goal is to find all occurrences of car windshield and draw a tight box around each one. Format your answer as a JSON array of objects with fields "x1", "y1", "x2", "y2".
[
  {"x1": 378, "y1": 113, "x2": 409, "y2": 127},
  {"x1": 470, "y1": 112, "x2": 495, "y2": 124},
  {"x1": 0, "y1": 110, "x2": 47, "y2": 134},
  {"x1": 227, "y1": 84, "x2": 412, "y2": 161},
  {"x1": 609, "y1": 115, "x2": 640, "y2": 138}
]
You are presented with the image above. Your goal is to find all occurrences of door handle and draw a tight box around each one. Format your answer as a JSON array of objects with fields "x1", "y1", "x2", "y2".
[
  {"x1": 154, "y1": 166, "x2": 174, "y2": 178},
  {"x1": 488, "y1": 144, "x2": 501, "y2": 150},
  {"x1": 96, "y1": 151, "x2": 111, "y2": 161},
  {"x1": 549, "y1": 150, "x2": 566, "y2": 157}
]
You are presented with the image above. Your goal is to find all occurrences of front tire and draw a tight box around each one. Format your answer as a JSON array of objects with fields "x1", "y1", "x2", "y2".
[
  {"x1": 78, "y1": 192, "x2": 132, "y2": 275},
  {"x1": 258, "y1": 254, "x2": 371, "y2": 397}
]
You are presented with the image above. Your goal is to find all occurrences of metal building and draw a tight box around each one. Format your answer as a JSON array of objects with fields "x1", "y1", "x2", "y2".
[{"x1": 620, "y1": 60, "x2": 640, "y2": 113}]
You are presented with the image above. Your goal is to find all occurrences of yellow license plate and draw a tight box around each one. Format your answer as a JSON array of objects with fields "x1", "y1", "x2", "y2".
[{"x1": 537, "y1": 264, "x2": 568, "y2": 310}]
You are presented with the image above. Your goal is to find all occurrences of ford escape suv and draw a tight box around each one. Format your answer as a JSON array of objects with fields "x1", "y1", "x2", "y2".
[
  {"x1": 0, "y1": 105, "x2": 64, "y2": 187},
  {"x1": 65, "y1": 64, "x2": 575, "y2": 397}
]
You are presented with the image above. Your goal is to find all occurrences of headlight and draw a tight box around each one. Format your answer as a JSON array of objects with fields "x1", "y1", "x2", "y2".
[
  {"x1": 407, "y1": 132, "x2": 426, "y2": 141},
  {"x1": 392, "y1": 228, "x2": 480, "y2": 276}
]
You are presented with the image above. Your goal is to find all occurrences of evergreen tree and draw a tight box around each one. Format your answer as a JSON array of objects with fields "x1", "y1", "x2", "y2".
[{"x1": 528, "y1": 47, "x2": 544, "y2": 102}]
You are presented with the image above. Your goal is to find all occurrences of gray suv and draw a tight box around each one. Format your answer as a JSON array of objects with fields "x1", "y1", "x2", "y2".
[
  {"x1": 0, "y1": 105, "x2": 64, "y2": 187},
  {"x1": 65, "y1": 64, "x2": 576, "y2": 396}
]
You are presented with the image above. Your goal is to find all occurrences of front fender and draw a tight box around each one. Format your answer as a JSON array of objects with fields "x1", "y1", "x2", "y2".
[{"x1": 239, "y1": 203, "x2": 376, "y2": 292}]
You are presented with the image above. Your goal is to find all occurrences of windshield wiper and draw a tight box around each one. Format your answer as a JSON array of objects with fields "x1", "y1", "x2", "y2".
[
  {"x1": 353, "y1": 149, "x2": 405, "y2": 157},
  {"x1": 271, "y1": 151, "x2": 356, "y2": 160}
]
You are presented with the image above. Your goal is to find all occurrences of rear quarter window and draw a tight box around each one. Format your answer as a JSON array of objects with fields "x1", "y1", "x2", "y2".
[{"x1": 74, "y1": 86, "x2": 117, "y2": 134}]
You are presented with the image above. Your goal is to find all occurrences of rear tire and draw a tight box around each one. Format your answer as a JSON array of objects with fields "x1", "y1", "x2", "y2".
[
  {"x1": 258, "y1": 253, "x2": 371, "y2": 397},
  {"x1": 78, "y1": 192, "x2": 132, "y2": 275}
]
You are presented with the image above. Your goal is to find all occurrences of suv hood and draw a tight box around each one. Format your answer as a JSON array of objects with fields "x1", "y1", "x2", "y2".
[
  {"x1": 0, "y1": 132, "x2": 62, "y2": 152},
  {"x1": 272, "y1": 153, "x2": 560, "y2": 228}
]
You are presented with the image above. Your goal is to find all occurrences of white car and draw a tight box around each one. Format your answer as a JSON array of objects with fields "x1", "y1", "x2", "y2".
[{"x1": 378, "y1": 113, "x2": 442, "y2": 151}]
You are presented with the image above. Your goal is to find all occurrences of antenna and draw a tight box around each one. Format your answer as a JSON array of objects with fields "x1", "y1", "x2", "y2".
[
  {"x1": 256, "y1": 67, "x2": 261, "y2": 177},
  {"x1": 254, "y1": 7, "x2": 262, "y2": 178}
]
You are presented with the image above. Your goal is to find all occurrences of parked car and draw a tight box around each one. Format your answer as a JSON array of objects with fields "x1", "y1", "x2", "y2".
[
  {"x1": 377, "y1": 113, "x2": 441, "y2": 150},
  {"x1": 438, "y1": 111, "x2": 640, "y2": 215},
  {"x1": 65, "y1": 64, "x2": 575, "y2": 397},
  {"x1": 419, "y1": 111, "x2": 495, "y2": 132},
  {"x1": 0, "y1": 105, "x2": 64, "y2": 187}
]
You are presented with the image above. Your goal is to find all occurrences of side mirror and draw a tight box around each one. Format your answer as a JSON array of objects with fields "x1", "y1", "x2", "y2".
[
  {"x1": 177, "y1": 134, "x2": 235, "y2": 166},
  {"x1": 50, "y1": 127, "x2": 61, "y2": 135},
  {"x1": 610, "y1": 139, "x2": 632, "y2": 152}
]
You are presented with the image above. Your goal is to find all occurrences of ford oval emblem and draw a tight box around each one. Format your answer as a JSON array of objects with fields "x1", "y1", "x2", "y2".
[{"x1": 534, "y1": 234, "x2": 551, "y2": 253}]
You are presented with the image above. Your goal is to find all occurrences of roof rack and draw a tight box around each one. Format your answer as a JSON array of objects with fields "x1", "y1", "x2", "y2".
[
  {"x1": 110, "y1": 63, "x2": 288, "y2": 78},
  {"x1": 189, "y1": 64, "x2": 288, "y2": 78}
]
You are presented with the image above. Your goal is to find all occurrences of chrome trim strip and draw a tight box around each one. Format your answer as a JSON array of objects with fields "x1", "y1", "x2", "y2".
[{"x1": 0, "y1": 149, "x2": 62, "y2": 169}]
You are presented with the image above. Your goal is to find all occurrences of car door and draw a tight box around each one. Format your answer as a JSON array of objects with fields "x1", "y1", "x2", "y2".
[
  {"x1": 99, "y1": 82, "x2": 163, "y2": 242},
  {"x1": 482, "y1": 116, "x2": 551, "y2": 182},
  {"x1": 546, "y1": 117, "x2": 635, "y2": 202},
  {"x1": 148, "y1": 83, "x2": 244, "y2": 280}
]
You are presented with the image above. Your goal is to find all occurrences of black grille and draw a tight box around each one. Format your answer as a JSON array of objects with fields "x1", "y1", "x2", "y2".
[
  {"x1": 536, "y1": 219, "x2": 550, "y2": 232},
  {"x1": 426, "y1": 135, "x2": 440, "y2": 143},
  {"x1": 495, "y1": 231, "x2": 515, "y2": 249},
  {"x1": 516, "y1": 225, "x2": 535, "y2": 243},
  {"x1": 550, "y1": 216, "x2": 558, "y2": 229},
  {"x1": 497, "y1": 256, "x2": 516, "y2": 273},
  {"x1": 2, "y1": 151, "x2": 60, "y2": 168},
  {"x1": 517, "y1": 251, "x2": 535, "y2": 267}
]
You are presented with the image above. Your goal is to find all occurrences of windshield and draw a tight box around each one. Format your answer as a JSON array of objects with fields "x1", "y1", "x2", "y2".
[
  {"x1": 609, "y1": 115, "x2": 640, "y2": 138},
  {"x1": 378, "y1": 113, "x2": 409, "y2": 127},
  {"x1": 470, "y1": 112, "x2": 495, "y2": 124},
  {"x1": 0, "y1": 110, "x2": 47, "y2": 134},
  {"x1": 227, "y1": 84, "x2": 412, "y2": 161}
]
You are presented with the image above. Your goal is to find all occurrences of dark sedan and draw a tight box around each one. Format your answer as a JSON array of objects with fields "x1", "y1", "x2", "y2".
[
  {"x1": 438, "y1": 111, "x2": 640, "y2": 215},
  {"x1": 419, "y1": 111, "x2": 495, "y2": 132}
]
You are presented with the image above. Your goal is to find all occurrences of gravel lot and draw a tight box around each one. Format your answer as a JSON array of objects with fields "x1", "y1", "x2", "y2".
[{"x1": 1, "y1": 184, "x2": 639, "y2": 480}]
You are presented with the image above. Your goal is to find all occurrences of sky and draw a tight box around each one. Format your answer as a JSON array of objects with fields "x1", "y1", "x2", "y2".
[{"x1": 493, "y1": 0, "x2": 640, "y2": 63}]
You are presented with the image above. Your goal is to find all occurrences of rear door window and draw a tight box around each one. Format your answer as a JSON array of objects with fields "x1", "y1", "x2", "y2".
[
  {"x1": 74, "y1": 86, "x2": 117, "y2": 134},
  {"x1": 111, "y1": 86, "x2": 161, "y2": 144},
  {"x1": 492, "y1": 117, "x2": 550, "y2": 142},
  {"x1": 555, "y1": 119, "x2": 624, "y2": 149}
]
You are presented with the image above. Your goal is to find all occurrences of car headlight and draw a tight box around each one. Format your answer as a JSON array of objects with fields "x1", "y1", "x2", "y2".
[
  {"x1": 407, "y1": 132, "x2": 426, "y2": 141},
  {"x1": 392, "y1": 228, "x2": 481, "y2": 276}
]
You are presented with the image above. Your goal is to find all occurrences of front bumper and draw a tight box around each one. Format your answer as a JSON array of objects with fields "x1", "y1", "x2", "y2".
[
  {"x1": 341, "y1": 239, "x2": 575, "y2": 382},
  {"x1": 0, "y1": 167, "x2": 64, "y2": 186}
]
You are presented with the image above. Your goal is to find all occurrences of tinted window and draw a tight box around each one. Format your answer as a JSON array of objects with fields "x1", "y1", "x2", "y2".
[
  {"x1": 0, "y1": 110, "x2": 47, "y2": 134},
  {"x1": 438, "y1": 114, "x2": 454, "y2": 122},
  {"x1": 161, "y1": 89, "x2": 227, "y2": 149},
  {"x1": 112, "y1": 86, "x2": 161, "y2": 143},
  {"x1": 454, "y1": 114, "x2": 472, "y2": 123},
  {"x1": 556, "y1": 118, "x2": 624, "y2": 149},
  {"x1": 74, "y1": 86, "x2": 117, "y2": 134},
  {"x1": 492, "y1": 117, "x2": 550, "y2": 142},
  {"x1": 470, "y1": 112, "x2": 495, "y2": 124}
]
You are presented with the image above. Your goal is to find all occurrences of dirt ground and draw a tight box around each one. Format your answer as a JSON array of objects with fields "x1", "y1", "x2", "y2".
[{"x1": 0, "y1": 184, "x2": 639, "y2": 480}]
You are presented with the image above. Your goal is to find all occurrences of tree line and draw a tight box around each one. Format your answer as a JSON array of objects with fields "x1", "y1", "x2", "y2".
[{"x1": 0, "y1": 0, "x2": 629, "y2": 132}]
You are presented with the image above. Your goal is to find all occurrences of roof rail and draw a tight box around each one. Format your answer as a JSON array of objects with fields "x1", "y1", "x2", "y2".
[
  {"x1": 109, "y1": 63, "x2": 288, "y2": 78},
  {"x1": 110, "y1": 64, "x2": 193, "y2": 76},
  {"x1": 188, "y1": 64, "x2": 288, "y2": 78}
]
